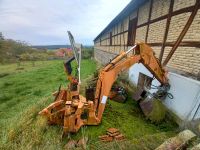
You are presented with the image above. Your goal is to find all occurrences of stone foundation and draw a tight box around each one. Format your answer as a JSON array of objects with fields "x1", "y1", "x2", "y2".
[{"x1": 94, "y1": 48, "x2": 117, "y2": 65}]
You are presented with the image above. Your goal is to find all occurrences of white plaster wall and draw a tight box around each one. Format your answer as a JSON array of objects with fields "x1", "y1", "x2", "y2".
[
  {"x1": 129, "y1": 64, "x2": 200, "y2": 121},
  {"x1": 164, "y1": 73, "x2": 200, "y2": 121}
]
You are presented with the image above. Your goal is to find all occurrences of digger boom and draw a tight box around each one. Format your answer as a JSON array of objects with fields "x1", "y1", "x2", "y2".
[
  {"x1": 39, "y1": 42, "x2": 169, "y2": 136},
  {"x1": 94, "y1": 43, "x2": 168, "y2": 121}
]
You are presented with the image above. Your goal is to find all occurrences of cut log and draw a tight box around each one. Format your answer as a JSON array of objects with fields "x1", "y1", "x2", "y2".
[{"x1": 156, "y1": 130, "x2": 196, "y2": 150}]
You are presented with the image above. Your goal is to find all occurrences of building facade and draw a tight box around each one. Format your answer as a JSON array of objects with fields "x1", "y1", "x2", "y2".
[{"x1": 94, "y1": 0, "x2": 200, "y2": 123}]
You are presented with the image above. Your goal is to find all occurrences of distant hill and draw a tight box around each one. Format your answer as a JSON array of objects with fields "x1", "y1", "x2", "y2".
[
  {"x1": 31, "y1": 45, "x2": 71, "y2": 50},
  {"x1": 32, "y1": 45, "x2": 93, "y2": 50}
]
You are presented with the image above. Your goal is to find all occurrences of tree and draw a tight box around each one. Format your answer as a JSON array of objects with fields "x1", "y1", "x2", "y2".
[{"x1": 0, "y1": 32, "x2": 4, "y2": 40}]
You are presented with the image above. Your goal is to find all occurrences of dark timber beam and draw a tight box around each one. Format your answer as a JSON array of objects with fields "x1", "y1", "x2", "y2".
[
  {"x1": 163, "y1": 0, "x2": 200, "y2": 66},
  {"x1": 145, "y1": 0, "x2": 153, "y2": 43},
  {"x1": 134, "y1": 8, "x2": 139, "y2": 44},
  {"x1": 148, "y1": 41, "x2": 200, "y2": 48},
  {"x1": 93, "y1": 41, "x2": 200, "y2": 47},
  {"x1": 112, "y1": 30, "x2": 128, "y2": 37},
  {"x1": 137, "y1": 5, "x2": 198, "y2": 28},
  {"x1": 119, "y1": 23, "x2": 122, "y2": 46},
  {"x1": 159, "y1": 0, "x2": 174, "y2": 61},
  {"x1": 98, "y1": 5, "x2": 197, "y2": 43},
  {"x1": 122, "y1": 21, "x2": 126, "y2": 50},
  {"x1": 110, "y1": 32, "x2": 112, "y2": 46}
]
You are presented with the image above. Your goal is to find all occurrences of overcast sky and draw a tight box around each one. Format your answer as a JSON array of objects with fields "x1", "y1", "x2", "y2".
[{"x1": 0, "y1": 0, "x2": 131, "y2": 45}]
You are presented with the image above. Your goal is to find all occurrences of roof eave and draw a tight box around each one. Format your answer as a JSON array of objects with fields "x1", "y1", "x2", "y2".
[{"x1": 93, "y1": 0, "x2": 147, "y2": 42}]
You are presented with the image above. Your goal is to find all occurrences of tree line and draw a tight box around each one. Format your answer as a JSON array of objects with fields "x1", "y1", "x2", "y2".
[
  {"x1": 0, "y1": 32, "x2": 54, "y2": 64},
  {"x1": 0, "y1": 32, "x2": 94, "y2": 64}
]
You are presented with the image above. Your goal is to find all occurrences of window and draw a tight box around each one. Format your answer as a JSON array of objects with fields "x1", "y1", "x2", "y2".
[{"x1": 127, "y1": 18, "x2": 137, "y2": 46}]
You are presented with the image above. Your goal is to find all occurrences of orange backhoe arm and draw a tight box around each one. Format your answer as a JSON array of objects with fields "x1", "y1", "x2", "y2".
[
  {"x1": 39, "y1": 42, "x2": 169, "y2": 135},
  {"x1": 94, "y1": 42, "x2": 168, "y2": 121}
]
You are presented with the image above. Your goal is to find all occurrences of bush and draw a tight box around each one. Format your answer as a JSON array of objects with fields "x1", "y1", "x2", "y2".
[
  {"x1": 82, "y1": 47, "x2": 94, "y2": 59},
  {"x1": 0, "y1": 32, "x2": 50, "y2": 64}
]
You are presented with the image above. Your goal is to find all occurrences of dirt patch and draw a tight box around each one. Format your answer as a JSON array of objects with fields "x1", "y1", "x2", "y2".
[
  {"x1": 16, "y1": 67, "x2": 24, "y2": 70},
  {"x1": 0, "y1": 73, "x2": 9, "y2": 78}
]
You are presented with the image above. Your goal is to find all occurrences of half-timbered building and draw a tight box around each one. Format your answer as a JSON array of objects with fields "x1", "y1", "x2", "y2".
[{"x1": 94, "y1": 0, "x2": 200, "y2": 123}]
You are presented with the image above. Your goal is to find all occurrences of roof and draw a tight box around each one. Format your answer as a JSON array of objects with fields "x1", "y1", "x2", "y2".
[{"x1": 94, "y1": 0, "x2": 147, "y2": 41}]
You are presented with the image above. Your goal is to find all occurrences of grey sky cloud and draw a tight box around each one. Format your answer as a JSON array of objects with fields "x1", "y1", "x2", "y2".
[{"x1": 0, "y1": 0, "x2": 131, "y2": 45}]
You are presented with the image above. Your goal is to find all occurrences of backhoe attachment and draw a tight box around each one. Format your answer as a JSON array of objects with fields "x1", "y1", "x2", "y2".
[{"x1": 39, "y1": 39, "x2": 169, "y2": 136}]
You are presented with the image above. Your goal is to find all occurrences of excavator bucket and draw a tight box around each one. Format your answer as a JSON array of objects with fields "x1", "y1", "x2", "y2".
[
  {"x1": 140, "y1": 98, "x2": 166, "y2": 123},
  {"x1": 132, "y1": 88, "x2": 166, "y2": 123},
  {"x1": 132, "y1": 70, "x2": 170, "y2": 123}
]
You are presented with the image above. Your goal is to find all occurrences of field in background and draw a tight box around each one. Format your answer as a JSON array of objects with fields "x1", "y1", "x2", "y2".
[
  {"x1": 0, "y1": 59, "x2": 178, "y2": 150},
  {"x1": 0, "y1": 32, "x2": 94, "y2": 64}
]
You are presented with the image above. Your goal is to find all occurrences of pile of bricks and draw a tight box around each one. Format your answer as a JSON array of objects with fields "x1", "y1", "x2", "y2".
[{"x1": 99, "y1": 128, "x2": 125, "y2": 142}]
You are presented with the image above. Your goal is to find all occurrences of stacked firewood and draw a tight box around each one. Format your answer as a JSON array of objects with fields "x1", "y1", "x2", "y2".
[{"x1": 99, "y1": 128, "x2": 125, "y2": 142}]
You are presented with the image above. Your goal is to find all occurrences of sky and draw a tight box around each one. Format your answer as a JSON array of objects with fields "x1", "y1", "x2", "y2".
[{"x1": 0, "y1": 0, "x2": 131, "y2": 45}]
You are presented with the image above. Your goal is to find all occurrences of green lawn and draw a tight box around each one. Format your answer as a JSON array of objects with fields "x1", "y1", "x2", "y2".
[{"x1": 0, "y1": 60, "x2": 178, "y2": 150}]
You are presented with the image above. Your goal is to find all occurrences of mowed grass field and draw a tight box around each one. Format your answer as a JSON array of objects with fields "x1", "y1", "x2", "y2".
[{"x1": 0, "y1": 59, "x2": 178, "y2": 150}]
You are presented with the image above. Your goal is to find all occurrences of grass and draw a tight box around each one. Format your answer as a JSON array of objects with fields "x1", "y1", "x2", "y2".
[{"x1": 0, "y1": 59, "x2": 178, "y2": 149}]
